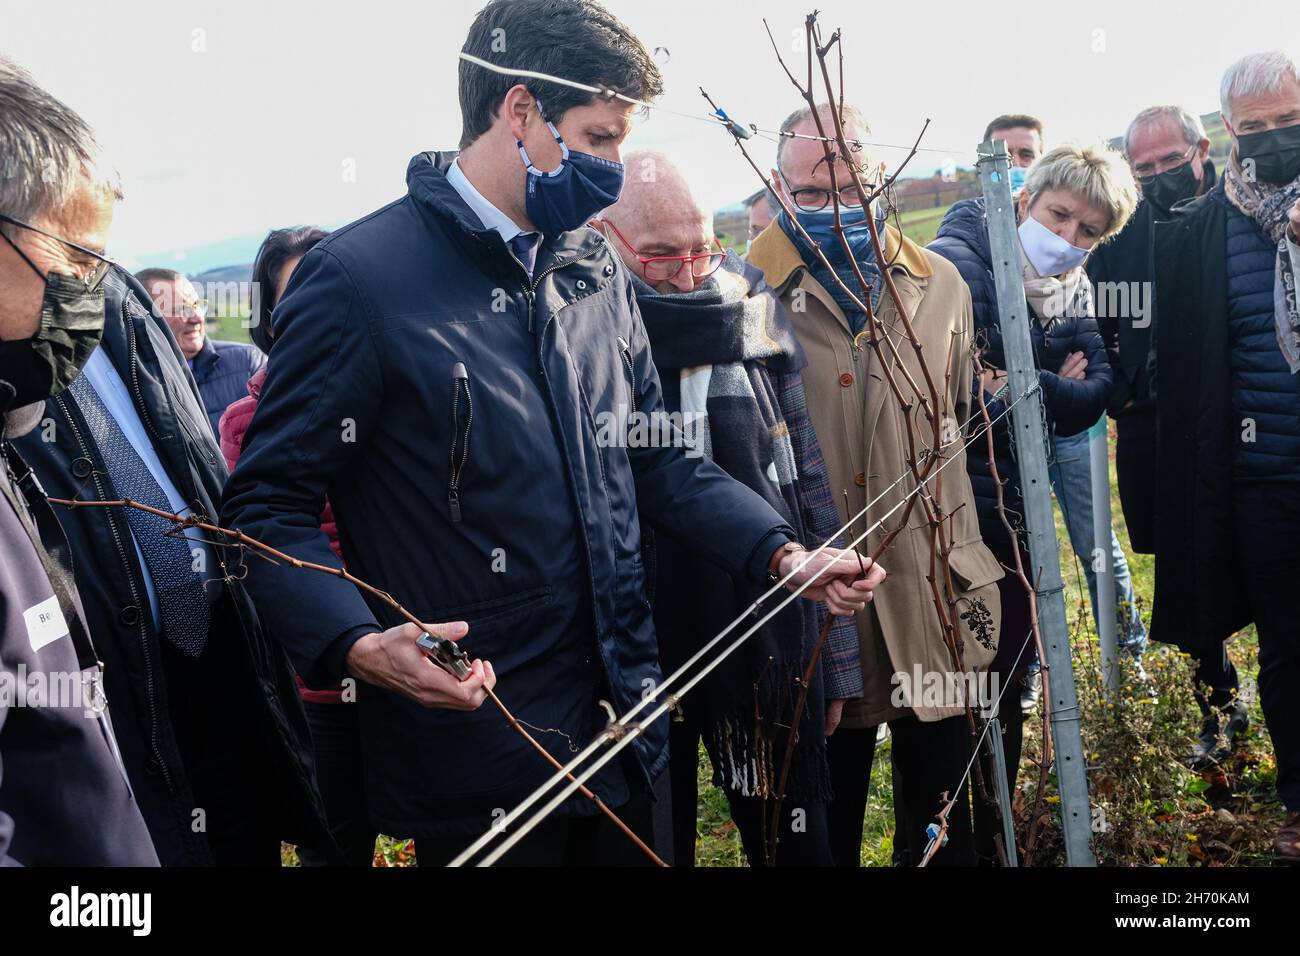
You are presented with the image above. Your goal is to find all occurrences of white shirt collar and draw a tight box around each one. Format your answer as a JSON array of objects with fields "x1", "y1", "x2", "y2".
[{"x1": 446, "y1": 158, "x2": 534, "y2": 246}]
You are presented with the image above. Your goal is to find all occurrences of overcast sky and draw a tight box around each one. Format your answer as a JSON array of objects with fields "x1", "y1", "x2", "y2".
[{"x1": 2, "y1": 0, "x2": 1294, "y2": 269}]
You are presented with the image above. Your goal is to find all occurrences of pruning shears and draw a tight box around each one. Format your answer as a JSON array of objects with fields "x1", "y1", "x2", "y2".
[{"x1": 417, "y1": 631, "x2": 472, "y2": 680}]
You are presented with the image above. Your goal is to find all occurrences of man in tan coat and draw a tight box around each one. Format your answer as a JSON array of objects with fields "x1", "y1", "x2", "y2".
[{"x1": 747, "y1": 103, "x2": 1004, "y2": 866}]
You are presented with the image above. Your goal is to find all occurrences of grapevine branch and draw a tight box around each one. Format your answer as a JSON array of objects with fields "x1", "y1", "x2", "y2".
[{"x1": 46, "y1": 494, "x2": 666, "y2": 867}]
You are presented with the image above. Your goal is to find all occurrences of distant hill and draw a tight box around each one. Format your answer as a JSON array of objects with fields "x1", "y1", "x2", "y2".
[{"x1": 193, "y1": 263, "x2": 252, "y2": 286}]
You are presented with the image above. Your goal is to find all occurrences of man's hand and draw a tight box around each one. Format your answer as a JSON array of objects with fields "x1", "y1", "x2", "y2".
[
  {"x1": 345, "y1": 621, "x2": 496, "y2": 710},
  {"x1": 1057, "y1": 350, "x2": 1088, "y2": 380},
  {"x1": 826, "y1": 698, "x2": 846, "y2": 736},
  {"x1": 1288, "y1": 197, "x2": 1300, "y2": 244},
  {"x1": 777, "y1": 545, "x2": 885, "y2": 616}
]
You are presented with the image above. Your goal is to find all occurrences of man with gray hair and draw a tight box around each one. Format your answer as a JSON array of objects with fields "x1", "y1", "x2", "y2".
[
  {"x1": 0, "y1": 57, "x2": 158, "y2": 866},
  {"x1": 1090, "y1": 103, "x2": 1236, "y2": 769},
  {"x1": 1151, "y1": 50, "x2": 1300, "y2": 862},
  {"x1": 3, "y1": 57, "x2": 332, "y2": 866}
]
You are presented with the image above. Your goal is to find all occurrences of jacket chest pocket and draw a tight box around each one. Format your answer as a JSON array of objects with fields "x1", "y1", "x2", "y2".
[{"x1": 448, "y1": 361, "x2": 473, "y2": 523}]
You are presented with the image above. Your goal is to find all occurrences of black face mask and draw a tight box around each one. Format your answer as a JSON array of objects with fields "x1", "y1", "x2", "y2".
[
  {"x1": 0, "y1": 230, "x2": 107, "y2": 409},
  {"x1": 1237, "y1": 121, "x2": 1300, "y2": 185},
  {"x1": 1140, "y1": 160, "x2": 1201, "y2": 215}
]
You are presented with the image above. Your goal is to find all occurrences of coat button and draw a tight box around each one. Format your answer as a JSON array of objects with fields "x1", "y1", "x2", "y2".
[
  {"x1": 119, "y1": 605, "x2": 141, "y2": 626},
  {"x1": 72, "y1": 457, "x2": 92, "y2": 478},
  {"x1": 839, "y1": 372, "x2": 854, "y2": 387},
  {"x1": 854, "y1": 472, "x2": 866, "y2": 487},
  {"x1": 576, "y1": 279, "x2": 587, "y2": 290}
]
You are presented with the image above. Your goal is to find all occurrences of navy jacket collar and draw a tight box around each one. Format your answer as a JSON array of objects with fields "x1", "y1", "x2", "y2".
[{"x1": 404, "y1": 151, "x2": 601, "y2": 277}]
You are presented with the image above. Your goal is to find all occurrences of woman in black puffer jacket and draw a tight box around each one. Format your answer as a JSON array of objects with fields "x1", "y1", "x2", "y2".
[{"x1": 928, "y1": 142, "x2": 1137, "y2": 864}]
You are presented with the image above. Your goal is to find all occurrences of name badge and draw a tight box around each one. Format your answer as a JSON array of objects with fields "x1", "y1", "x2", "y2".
[{"x1": 24, "y1": 595, "x2": 70, "y2": 653}]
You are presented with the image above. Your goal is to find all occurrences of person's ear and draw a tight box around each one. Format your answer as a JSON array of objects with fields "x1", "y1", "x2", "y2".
[
  {"x1": 501, "y1": 84, "x2": 536, "y2": 142},
  {"x1": 771, "y1": 167, "x2": 790, "y2": 204},
  {"x1": 1016, "y1": 188, "x2": 1029, "y2": 221}
]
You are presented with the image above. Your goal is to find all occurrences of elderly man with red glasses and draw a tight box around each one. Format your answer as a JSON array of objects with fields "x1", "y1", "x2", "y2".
[{"x1": 592, "y1": 149, "x2": 860, "y2": 867}]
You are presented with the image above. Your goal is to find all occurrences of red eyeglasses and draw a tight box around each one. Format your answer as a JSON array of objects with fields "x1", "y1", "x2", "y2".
[{"x1": 594, "y1": 217, "x2": 726, "y2": 282}]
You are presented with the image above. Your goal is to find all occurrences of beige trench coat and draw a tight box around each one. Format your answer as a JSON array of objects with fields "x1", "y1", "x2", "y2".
[{"x1": 748, "y1": 221, "x2": 1004, "y2": 725}]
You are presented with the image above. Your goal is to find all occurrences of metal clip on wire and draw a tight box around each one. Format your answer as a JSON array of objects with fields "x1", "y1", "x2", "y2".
[
  {"x1": 711, "y1": 107, "x2": 751, "y2": 140},
  {"x1": 417, "y1": 631, "x2": 472, "y2": 680}
]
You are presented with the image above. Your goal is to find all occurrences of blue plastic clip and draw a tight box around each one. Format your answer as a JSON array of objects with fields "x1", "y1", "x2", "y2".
[
  {"x1": 712, "y1": 108, "x2": 752, "y2": 140},
  {"x1": 925, "y1": 822, "x2": 949, "y2": 847}
]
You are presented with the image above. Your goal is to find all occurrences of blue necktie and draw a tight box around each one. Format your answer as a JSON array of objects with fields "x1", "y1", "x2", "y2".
[
  {"x1": 510, "y1": 232, "x2": 541, "y2": 281},
  {"x1": 67, "y1": 373, "x2": 210, "y2": 657}
]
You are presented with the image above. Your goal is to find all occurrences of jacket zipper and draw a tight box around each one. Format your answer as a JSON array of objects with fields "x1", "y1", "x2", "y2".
[
  {"x1": 525, "y1": 245, "x2": 603, "y2": 333},
  {"x1": 123, "y1": 301, "x2": 167, "y2": 444},
  {"x1": 448, "y1": 361, "x2": 472, "y2": 523},
  {"x1": 616, "y1": 336, "x2": 639, "y2": 414},
  {"x1": 54, "y1": 394, "x2": 174, "y2": 794}
]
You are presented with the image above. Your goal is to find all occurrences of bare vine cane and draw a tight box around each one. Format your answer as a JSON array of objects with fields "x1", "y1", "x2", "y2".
[
  {"x1": 717, "y1": 11, "x2": 999, "y2": 862},
  {"x1": 46, "y1": 494, "x2": 667, "y2": 866}
]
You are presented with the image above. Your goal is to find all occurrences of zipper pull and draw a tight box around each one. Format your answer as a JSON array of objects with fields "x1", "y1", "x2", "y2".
[
  {"x1": 526, "y1": 289, "x2": 536, "y2": 334},
  {"x1": 448, "y1": 489, "x2": 462, "y2": 523}
]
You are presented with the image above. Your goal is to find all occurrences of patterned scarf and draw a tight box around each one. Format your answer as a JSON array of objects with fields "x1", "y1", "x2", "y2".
[
  {"x1": 1224, "y1": 155, "x2": 1300, "y2": 373},
  {"x1": 633, "y1": 253, "x2": 834, "y2": 804}
]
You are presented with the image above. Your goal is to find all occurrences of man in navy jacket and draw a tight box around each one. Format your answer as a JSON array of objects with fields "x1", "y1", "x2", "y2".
[{"x1": 222, "y1": 0, "x2": 880, "y2": 866}]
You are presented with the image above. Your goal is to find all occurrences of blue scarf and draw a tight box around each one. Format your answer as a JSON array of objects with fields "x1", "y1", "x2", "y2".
[{"x1": 778, "y1": 205, "x2": 887, "y2": 333}]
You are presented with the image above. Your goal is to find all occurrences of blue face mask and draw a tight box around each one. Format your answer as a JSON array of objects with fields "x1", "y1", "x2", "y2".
[
  {"x1": 517, "y1": 100, "x2": 625, "y2": 237},
  {"x1": 1008, "y1": 165, "x2": 1029, "y2": 193},
  {"x1": 789, "y1": 200, "x2": 884, "y2": 268}
]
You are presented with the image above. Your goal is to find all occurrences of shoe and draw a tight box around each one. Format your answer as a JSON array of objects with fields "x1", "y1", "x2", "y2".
[
  {"x1": 1275, "y1": 810, "x2": 1300, "y2": 864},
  {"x1": 1188, "y1": 700, "x2": 1249, "y2": 770},
  {"x1": 1020, "y1": 669, "x2": 1042, "y2": 716}
]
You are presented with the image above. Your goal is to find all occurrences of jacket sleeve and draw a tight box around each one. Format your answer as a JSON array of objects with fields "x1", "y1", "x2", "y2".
[
  {"x1": 773, "y1": 368, "x2": 863, "y2": 700},
  {"x1": 1038, "y1": 288, "x2": 1114, "y2": 438},
  {"x1": 220, "y1": 248, "x2": 383, "y2": 687},
  {"x1": 620, "y1": 281, "x2": 795, "y2": 584}
]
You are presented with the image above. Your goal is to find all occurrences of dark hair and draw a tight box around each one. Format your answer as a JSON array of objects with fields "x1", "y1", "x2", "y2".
[
  {"x1": 983, "y1": 113, "x2": 1045, "y2": 145},
  {"x1": 248, "y1": 226, "x2": 330, "y2": 355},
  {"x1": 744, "y1": 187, "x2": 780, "y2": 217},
  {"x1": 134, "y1": 267, "x2": 183, "y2": 288},
  {"x1": 458, "y1": 0, "x2": 663, "y2": 149}
]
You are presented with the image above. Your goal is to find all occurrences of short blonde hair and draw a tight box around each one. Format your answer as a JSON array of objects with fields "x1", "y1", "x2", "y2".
[{"x1": 1023, "y1": 143, "x2": 1138, "y2": 243}]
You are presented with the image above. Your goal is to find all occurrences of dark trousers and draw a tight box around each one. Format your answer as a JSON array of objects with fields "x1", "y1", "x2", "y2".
[
  {"x1": 414, "y1": 794, "x2": 657, "y2": 867},
  {"x1": 296, "y1": 700, "x2": 376, "y2": 867},
  {"x1": 1234, "y1": 483, "x2": 1300, "y2": 810},
  {"x1": 827, "y1": 716, "x2": 976, "y2": 867},
  {"x1": 669, "y1": 719, "x2": 832, "y2": 866},
  {"x1": 1193, "y1": 642, "x2": 1241, "y2": 712},
  {"x1": 1115, "y1": 406, "x2": 1157, "y2": 555}
]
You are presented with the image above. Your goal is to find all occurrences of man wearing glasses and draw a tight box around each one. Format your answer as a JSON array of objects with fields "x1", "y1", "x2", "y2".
[
  {"x1": 3, "y1": 61, "x2": 330, "y2": 866},
  {"x1": 136, "y1": 267, "x2": 265, "y2": 439},
  {"x1": 592, "y1": 149, "x2": 860, "y2": 866},
  {"x1": 747, "y1": 102, "x2": 1005, "y2": 867}
]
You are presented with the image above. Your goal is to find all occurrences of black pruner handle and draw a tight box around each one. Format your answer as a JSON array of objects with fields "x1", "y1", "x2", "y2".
[{"x1": 417, "y1": 631, "x2": 472, "y2": 680}]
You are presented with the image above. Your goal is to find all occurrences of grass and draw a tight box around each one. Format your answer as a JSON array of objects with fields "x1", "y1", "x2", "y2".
[{"x1": 692, "y1": 419, "x2": 1283, "y2": 866}]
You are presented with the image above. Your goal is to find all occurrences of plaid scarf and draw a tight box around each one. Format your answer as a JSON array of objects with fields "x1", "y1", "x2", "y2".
[
  {"x1": 634, "y1": 253, "x2": 838, "y2": 803},
  {"x1": 1224, "y1": 156, "x2": 1300, "y2": 373}
]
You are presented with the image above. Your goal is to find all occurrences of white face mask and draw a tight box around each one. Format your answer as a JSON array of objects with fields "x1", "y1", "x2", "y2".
[{"x1": 1018, "y1": 212, "x2": 1090, "y2": 276}]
